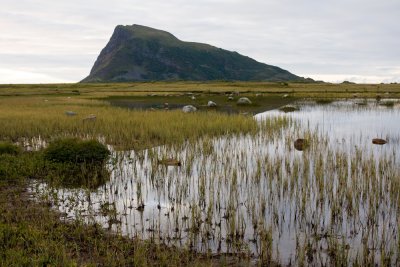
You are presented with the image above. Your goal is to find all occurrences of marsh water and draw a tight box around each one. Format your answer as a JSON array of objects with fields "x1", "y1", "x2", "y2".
[{"x1": 31, "y1": 99, "x2": 400, "y2": 265}]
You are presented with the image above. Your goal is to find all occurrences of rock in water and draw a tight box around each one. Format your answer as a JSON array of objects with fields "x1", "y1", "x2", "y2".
[
  {"x1": 182, "y1": 105, "x2": 197, "y2": 113},
  {"x1": 279, "y1": 105, "x2": 299, "y2": 113},
  {"x1": 237, "y1": 97, "x2": 252, "y2": 105},
  {"x1": 294, "y1": 139, "x2": 307, "y2": 151},
  {"x1": 158, "y1": 158, "x2": 181, "y2": 166},
  {"x1": 207, "y1": 101, "x2": 217, "y2": 107},
  {"x1": 372, "y1": 138, "x2": 387, "y2": 145}
]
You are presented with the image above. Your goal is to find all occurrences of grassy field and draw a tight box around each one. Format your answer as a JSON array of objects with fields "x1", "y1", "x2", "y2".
[
  {"x1": 1, "y1": 81, "x2": 399, "y2": 98},
  {"x1": 0, "y1": 95, "x2": 257, "y2": 150},
  {"x1": 0, "y1": 81, "x2": 399, "y2": 266}
]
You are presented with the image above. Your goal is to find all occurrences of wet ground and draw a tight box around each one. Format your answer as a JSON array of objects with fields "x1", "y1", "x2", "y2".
[
  {"x1": 31, "y1": 98, "x2": 400, "y2": 265},
  {"x1": 105, "y1": 93, "x2": 296, "y2": 114}
]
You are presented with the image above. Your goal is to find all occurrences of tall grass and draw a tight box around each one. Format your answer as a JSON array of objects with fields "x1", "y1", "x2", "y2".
[{"x1": 0, "y1": 97, "x2": 257, "y2": 149}]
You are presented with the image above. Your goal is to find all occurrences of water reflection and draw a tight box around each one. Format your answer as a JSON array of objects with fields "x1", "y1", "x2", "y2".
[{"x1": 31, "y1": 99, "x2": 400, "y2": 265}]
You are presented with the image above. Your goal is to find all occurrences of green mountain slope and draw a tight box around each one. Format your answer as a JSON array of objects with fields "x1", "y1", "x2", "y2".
[{"x1": 82, "y1": 24, "x2": 306, "y2": 82}]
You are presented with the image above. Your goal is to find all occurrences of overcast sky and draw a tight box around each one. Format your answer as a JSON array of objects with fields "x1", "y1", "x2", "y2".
[{"x1": 1, "y1": 0, "x2": 399, "y2": 84}]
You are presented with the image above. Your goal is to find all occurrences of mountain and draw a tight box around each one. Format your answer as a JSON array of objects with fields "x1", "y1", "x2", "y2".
[{"x1": 81, "y1": 24, "x2": 306, "y2": 82}]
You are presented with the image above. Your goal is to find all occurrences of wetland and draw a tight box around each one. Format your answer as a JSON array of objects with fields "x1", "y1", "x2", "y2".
[{"x1": 1, "y1": 82, "x2": 400, "y2": 266}]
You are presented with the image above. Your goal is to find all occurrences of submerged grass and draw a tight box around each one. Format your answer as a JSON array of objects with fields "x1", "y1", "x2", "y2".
[
  {"x1": 0, "y1": 184, "x2": 218, "y2": 266},
  {"x1": 0, "y1": 151, "x2": 248, "y2": 266}
]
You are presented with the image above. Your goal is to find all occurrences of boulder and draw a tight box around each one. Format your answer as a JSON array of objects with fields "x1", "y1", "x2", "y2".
[
  {"x1": 372, "y1": 138, "x2": 387, "y2": 145},
  {"x1": 294, "y1": 138, "x2": 307, "y2": 151},
  {"x1": 182, "y1": 105, "x2": 197, "y2": 113},
  {"x1": 237, "y1": 97, "x2": 252, "y2": 105},
  {"x1": 207, "y1": 101, "x2": 217, "y2": 107}
]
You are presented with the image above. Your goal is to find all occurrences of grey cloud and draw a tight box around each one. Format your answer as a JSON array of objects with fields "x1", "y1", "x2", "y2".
[{"x1": 0, "y1": 0, "x2": 399, "y2": 83}]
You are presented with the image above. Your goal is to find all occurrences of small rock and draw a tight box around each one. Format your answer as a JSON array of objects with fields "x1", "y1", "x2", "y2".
[
  {"x1": 283, "y1": 94, "x2": 289, "y2": 98},
  {"x1": 65, "y1": 111, "x2": 77, "y2": 116},
  {"x1": 207, "y1": 101, "x2": 217, "y2": 107},
  {"x1": 83, "y1": 114, "x2": 96, "y2": 121},
  {"x1": 182, "y1": 105, "x2": 197, "y2": 113},
  {"x1": 372, "y1": 138, "x2": 387, "y2": 145},
  {"x1": 158, "y1": 158, "x2": 181, "y2": 166},
  {"x1": 279, "y1": 105, "x2": 299, "y2": 113},
  {"x1": 191, "y1": 96, "x2": 196, "y2": 100},
  {"x1": 237, "y1": 97, "x2": 252, "y2": 105},
  {"x1": 294, "y1": 139, "x2": 307, "y2": 151},
  {"x1": 228, "y1": 96, "x2": 234, "y2": 101}
]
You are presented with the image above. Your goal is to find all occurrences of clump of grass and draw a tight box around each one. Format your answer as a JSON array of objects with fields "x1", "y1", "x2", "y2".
[
  {"x1": 379, "y1": 101, "x2": 395, "y2": 107},
  {"x1": 43, "y1": 138, "x2": 110, "y2": 188},
  {"x1": 43, "y1": 138, "x2": 109, "y2": 164},
  {"x1": 279, "y1": 105, "x2": 299, "y2": 113},
  {"x1": 0, "y1": 152, "x2": 45, "y2": 184},
  {"x1": 0, "y1": 142, "x2": 21, "y2": 155},
  {"x1": 315, "y1": 98, "x2": 333, "y2": 105}
]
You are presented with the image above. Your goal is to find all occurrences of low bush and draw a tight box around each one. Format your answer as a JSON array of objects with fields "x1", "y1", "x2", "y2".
[
  {"x1": 43, "y1": 138, "x2": 110, "y2": 188},
  {"x1": 43, "y1": 138, "x2": 110, "y2": 164}
]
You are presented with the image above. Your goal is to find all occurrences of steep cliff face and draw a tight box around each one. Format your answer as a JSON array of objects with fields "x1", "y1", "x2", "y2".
[{"x1": 81, "y1": 24, "x2": 305, "y2": 82}]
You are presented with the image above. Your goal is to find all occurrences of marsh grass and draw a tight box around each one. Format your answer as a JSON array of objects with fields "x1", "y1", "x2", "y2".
[
  {"x1": 0, "y1": 151, "x2": 231, "y2": 266},
  {"x1": 0, "y1": 83, "x2": 399, "y2": 266},
  {"x1": 31, "y1": 105, "x2": 400, "y2": 266},
  {"x1": 0, "y1": 141, "x2": 21, "y2": 155},
  {"x1": 0, "y1": 185, "x2": 218, "y2": 266},
  {"x1": 0, "y1": 97, "x2": 258, "y2": 150}
]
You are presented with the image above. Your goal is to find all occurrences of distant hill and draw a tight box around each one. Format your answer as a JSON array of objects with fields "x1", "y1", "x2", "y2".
[{"x1": 81, "y1": 24, "x2": 307, "y2": 83}]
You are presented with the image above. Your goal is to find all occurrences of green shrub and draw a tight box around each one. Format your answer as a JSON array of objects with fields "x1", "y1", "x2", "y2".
[
  {"x1": 43, "y1": 138, "x2": 110, "y2": 164},
  {"x1": 0, "y1": 142, "x2": 21, "y2": 155},
  {"x1": 43, "y1": 138, "x2": 110, "y2": 188}
]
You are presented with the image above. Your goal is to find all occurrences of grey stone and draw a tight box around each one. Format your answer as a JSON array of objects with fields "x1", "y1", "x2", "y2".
[
  {"x1": 207, "y1": 101, "x2": 217, "y2": 107},
  {"x1": 237, "y1": 97, "x2": 252, "y2": 105},
  {"x1": 182, "y1": 105, "x2": 197, "y2": 113}
]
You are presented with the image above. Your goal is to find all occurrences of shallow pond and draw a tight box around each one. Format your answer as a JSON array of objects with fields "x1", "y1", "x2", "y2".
[
  {"x1": 106, "y1": 94, "x2": 295, "y2": 114},
  {"x1": 31, "y1": 99, "x2": 400, "y2": 265}
]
